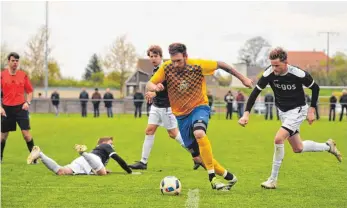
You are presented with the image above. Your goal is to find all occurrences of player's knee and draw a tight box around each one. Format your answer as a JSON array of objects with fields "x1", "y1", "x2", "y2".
[
  {"x1": 145, "y1": 126, "x2": 156, "y2": 135},
  {"x1": 292, "y1": 146, "x2": 303, "y2": 153},
  {"x1": 23, "y1": 134, "x2": 32, "y2": 142},
  {"x1": 193, "y1": 130, "x2": 205, "y2": 140},
  {"x1": 167, "y1": 129, "x2": 177, "y2": 139}
]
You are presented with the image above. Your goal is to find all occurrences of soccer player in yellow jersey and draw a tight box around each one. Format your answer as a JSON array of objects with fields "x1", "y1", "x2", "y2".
[{"x1": 147, "y1": 43, "x2": 253, "y2": 190}]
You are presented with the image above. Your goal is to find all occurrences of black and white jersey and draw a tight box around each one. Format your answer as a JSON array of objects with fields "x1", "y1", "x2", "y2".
[
  {"x1": 256, "y1": 65, "x2": 315, "y2": 112},
  {"x1": 91, "y1": 143, "x2": 116, "y2": 166},
  {"x1": 152, "y1": 66, "x2": 170, "y2": 108}
]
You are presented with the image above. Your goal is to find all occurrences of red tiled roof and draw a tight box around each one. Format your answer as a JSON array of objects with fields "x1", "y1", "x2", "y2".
[{"x1": 287, "y1": 51, "x2": 329, "y2": 70}]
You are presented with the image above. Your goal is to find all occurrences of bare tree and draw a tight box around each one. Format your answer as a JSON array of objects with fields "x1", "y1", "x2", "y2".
[
  {"x1": 23, "y1": 25, "x2": 51, "y2": 85},
  {"x1": 238, "y1": 36, "x2": 271, "y2": 67},
  {"x1": 104, "y1": 35, "x2": 137, "y2": 97},
  {"x1": 1, "y1": 43, "x2": 9, "y2": 70}
]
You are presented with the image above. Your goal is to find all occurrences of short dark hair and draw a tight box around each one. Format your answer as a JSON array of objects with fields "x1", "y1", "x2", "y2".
[
  {"x1": 147, "y1": 45, "x2": 163, "y2": 57},
  {"x1": 7, "y1": 52, "x2": 20, "y2": 61},
  {"x1": 269, "y1": 47, "x2": 287, "y2": 62},
  {"x1": 168, "y1": 43, "x2": 187, "y2": 56},
  {"x1": 97, "y1": 137, "x2": 113, "y2": 145},
  {"x1": 95, "y1": 88, "x2": 98, "y2": 91}
]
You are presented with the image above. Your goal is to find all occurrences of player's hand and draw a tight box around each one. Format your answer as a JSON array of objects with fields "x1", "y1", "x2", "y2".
[
  {"x1": 131, "y1": 171, "x2": 142, "y2": 175},
  {"x1": 0, "y1": 107, "x2": 6, "y2": 117},
  {"x1": 156, "y1": 83, "x2": 165, "y2": 91},
  {"x1": 22, "y1": 102, "x2": 30, "y2": 111},
  {"x1": 238, "y1": 112, "x2": 249, "y2": 127},
  {"x1": 241, "y1": 77, "x2": 254, "y2": 89},
  {"x1": 145, "y1": 91, "x2": 156, "y2": 104},
  {"x1": 307, "y1": 107, "x2": 316, "y2": 125}
]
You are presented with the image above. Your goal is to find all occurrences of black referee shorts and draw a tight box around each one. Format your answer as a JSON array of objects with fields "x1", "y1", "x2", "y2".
[{"x1": 1, "y1": 104, "x2": 30, "y2": 133}]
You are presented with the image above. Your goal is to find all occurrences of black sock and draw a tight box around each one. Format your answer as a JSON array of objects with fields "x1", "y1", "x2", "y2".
[
  {"x1": 26, "y1": 138, "x2": 35, "y2": 152},
  {"x1": 1, "y1": 140, "x2": 6, "y2": 160},
  {"x1": 209, "y1": 173, "x2": 216, "y2": 181},
  {"x1": 224, "y1": 172, "x2": 234, "y2": 180}
]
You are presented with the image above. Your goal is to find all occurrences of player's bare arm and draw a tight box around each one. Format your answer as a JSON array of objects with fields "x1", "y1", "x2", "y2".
[
  {"x1": 147, "y1": 82, "x2": 164, "y2": 92},
  {"x1": 145, "y1": 91, "x2": 156, "y2": 104},
  {"x1": 217, "y1": 61, "x2": 253, "y2": 88},
  {"x1": 22, "y1": 92, "x2": 33, "y2": 111},
  {"x1": 1, "y1": 107, "x2": 6, "y2": 117}
]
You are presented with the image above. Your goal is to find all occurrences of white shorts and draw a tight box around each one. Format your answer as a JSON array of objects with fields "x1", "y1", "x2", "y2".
[
  {"x1": 65, "y1": 153, "x2": 102, "y2": 175},
  {"x1": 148, "y1": 105, "x2": 177, "y2": 130},
  {"x1": 278, "y1": 105, "x2": 308, "y2": 135}
]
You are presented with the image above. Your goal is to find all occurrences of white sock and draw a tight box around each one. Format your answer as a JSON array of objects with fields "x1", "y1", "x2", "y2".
[
  {"x1": 140, "y1": 135, "x2": 155, "y2": 164},
  {"x1": 81, "y1": 152, "x2": 104, "y2": 171},
  {"x1": 302, "y1": 140, "x2": 330, "y2": 152},
  {"x1": 270, "y1": 144, "x2": 284, "y2": 180},
  {"x1": 174, "y1": 131, "x2": 186, "y2": 148},
  {"x1": 39, "y1": 152, "x2": 61, "y2": 173}
]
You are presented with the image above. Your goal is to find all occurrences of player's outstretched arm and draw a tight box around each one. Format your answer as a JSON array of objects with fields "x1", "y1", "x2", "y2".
[
  {"x1": 217, "y1": 61, "x2": 253, "y2": 88},
  {"x1": 307, "y1": 82, "x2": 320, "y2": 125},
  {"x1": 238, "y1": 87, "x2": 262, "y2": 127},
  {"x1": 110, "y1": 154, "x2": 133, "y2": 174}
]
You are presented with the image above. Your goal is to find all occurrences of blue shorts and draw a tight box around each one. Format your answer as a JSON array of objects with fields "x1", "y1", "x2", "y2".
[{"x1": 176, "y1": 105, "x2": 210, "y2": 148}]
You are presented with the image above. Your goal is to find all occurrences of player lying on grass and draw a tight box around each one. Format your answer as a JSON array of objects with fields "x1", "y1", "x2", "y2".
[
  {"x1": 238, "y1": 47, "x2": 342, "y2": 189},
  {"x1": 27, "y1": 137, "x2": 140, "y2": 175}
]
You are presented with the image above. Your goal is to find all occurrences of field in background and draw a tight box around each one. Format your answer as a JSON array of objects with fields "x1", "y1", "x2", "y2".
[{"x1": 1, "y1": 114, "x2": 346, "y2": 208}]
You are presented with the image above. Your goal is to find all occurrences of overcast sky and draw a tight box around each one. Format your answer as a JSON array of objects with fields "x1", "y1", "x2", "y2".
[{"x1": 2, "y1": 1, "x2": 347, "y2": 80}]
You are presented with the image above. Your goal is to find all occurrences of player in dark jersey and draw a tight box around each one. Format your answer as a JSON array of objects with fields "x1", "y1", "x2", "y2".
[
  {"x1": 129, "y1": 45, "x2": 204, "y2": 170},
  {"x1": 27, "y1": 137, "x2": 140, "y2": 175},
  {"x1": 238, "y1": 47, "x2": 342, "y2": 189}
]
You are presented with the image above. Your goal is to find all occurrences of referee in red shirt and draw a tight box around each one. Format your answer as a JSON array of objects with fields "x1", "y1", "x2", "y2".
[{"x1": 1, "y1": 52, "x2": 37, "y2": 164}]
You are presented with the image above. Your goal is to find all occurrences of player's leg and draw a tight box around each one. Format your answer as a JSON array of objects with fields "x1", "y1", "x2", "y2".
[
  {"x1": 191, "y1": 106, "x2": 226, "y2": 190},
  {"x1": 289, "y1": 133, "x2": 342, "y2": 162},
  {"x1": 332, "y1": 108, "x2": 335, "y2": 121},
  {"x1": 1, "y1": 132, "x2": 9, "y2": 162},
  {"x1": 26, "y1": 146, "x2": 72, "y2": 175},
  {"x1": 129, "y1": 106, "x2": 161, "y2": 169},
  {"x1": 261, "y1": 127, "x2": 288, "y2": 189},
  {"x1": 75, "y1": 144, "x2": 107, "y2": 175},
  {"x1": 213, "y1": 159, "x2": 237, "y2": 190},
  {"x1": 270, "y1": 106, "x2": 273, "y2": 120}
]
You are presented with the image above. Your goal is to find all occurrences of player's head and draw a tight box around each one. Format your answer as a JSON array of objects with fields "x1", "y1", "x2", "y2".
[
  {"x1": 106, "y1": 88, "x2": 110, "y2": 92},
  {"x1": 97, "y1": 137, "x2": 113, "y2": 145},
  {"x1": 7, "y1": 52, "x2": 20, "y2": 70},
  {"x1": 147, "y1": 45, "x2": 163, "y2": 67},
  {"x1": 169, "y1": 43, "x2": 187, "y2": 70},
  {"x1": 269, "y1": 47, "x2": 288, "y2": 75}
]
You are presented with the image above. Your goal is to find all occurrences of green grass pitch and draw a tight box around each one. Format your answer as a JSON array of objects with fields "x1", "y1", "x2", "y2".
[{"x1": 1, "y1": 114, "x2": 346, "y2": 208}]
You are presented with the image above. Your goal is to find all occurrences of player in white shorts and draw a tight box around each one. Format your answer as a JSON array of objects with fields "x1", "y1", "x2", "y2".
[
  {"x1": 129, "y1": 45, "x2": 204, "y2": 170},
  {"x1": 238, "y1": 47, "x2": 342, "y2": 189},
  {"x1": 27, "y1": 137, "x2": 140, "y2": 175}
]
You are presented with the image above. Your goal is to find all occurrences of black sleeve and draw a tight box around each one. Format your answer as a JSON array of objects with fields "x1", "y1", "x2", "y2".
[
  {"x1": 111, "y1": 154, "x2": 132, "y2": 174},
  {"x1": 301, "y1": 71, "x2": 315, "y2": 88},
  {"x1": 256, "y1": 75, "x2": 270, "y2": 90},
  {"x1": 245, "y1": 88, "x2": 262, "y2": 112},
  {"x1": 309, "y1": 83, "x2": 320, "y2": 108},
  {"x1": 100, "y1": 144, "x2": 116, "y2": 156}
]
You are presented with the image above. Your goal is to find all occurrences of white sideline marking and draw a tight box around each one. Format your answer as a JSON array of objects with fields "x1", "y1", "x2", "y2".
[{"x1": 185, "y1": 189, "x2": 199, "y2": 208}]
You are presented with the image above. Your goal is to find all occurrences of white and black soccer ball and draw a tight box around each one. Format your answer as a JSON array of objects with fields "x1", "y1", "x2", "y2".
[{"x1": 160, "y1": 176, "x2": 182, "y2": 195}]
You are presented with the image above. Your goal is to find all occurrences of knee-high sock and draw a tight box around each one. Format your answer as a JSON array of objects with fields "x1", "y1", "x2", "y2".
[
  {"x1": 302, "y1": 140, "x2": 330, "y2": 152},
  {"x1": 140, "y1": 135, "x2": 155, "y2": 164},
  {"x1": 174, "y1": 131, "x2": 186, "y2": 148},
  {"x1": 197, "y1": 135, "x2": 214, "y2": 174},
  {"x1": 1, "y1": 140, "x2": 6, "y2": 160},
  {"x1": 214, "y1": 159, "x2": 235, "y2": 180},
  {"x1": 270, "y1": 144, "x2": 284, "y2": 180},
  {"x1": 39, "y1": 152, "x2": 61, "y2": 173},
  {"x1": 26, "y1": 138, "x2": 35, "y2": 153},
  {"x1": 81, "y1": 152, "x2": 104, "y2": 171}
]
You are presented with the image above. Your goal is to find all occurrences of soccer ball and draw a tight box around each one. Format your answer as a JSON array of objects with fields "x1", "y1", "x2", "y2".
[{"x1": 160, "y1": 176, "x2": 182, "y2": 195}]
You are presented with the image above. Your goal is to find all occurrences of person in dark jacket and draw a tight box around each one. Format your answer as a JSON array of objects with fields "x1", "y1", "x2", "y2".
[
  {"x1": 329, "y1": 93, "x2": 337, "y2": 121},
  {"x1": 264, "y1": 91, "x2": 274, "y2": 120},
  {"x1": 236, "y1": 90, "x2": 245, "y2": 118},
  {"x1": 92, "y1": 88, "x2": 102, "y2": 118},
  {"x1": 79, "y1": 88, "x2": 89, "y2": 117},
  {"x1": 51, "y1": 90, "x2": 60, "y2": 116},
  {"x1": 339, "y1": 90, "x2": 347, "y2": 121},
  {"x1": 224, "y1": 91, "x2": 234, "y2": 120},
  {"x1": 103, "y1": 88, "x2": 114, "y2": 118},
  {"x1": 207, "y1": 90, "x2": 213, "y2": 118},
  {"x1": 133, "y1": 89, "x2": 144, "y2": 118}
]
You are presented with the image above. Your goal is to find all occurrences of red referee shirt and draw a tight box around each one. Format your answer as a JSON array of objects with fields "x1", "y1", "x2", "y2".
[{"x1": 1, "y1": 69, "x2": 34, "y2": 106}]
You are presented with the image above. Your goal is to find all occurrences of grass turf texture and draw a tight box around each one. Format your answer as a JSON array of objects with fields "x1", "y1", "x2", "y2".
[{"x1": 1, "y1": 114, "x2": 346, "y2": 208}]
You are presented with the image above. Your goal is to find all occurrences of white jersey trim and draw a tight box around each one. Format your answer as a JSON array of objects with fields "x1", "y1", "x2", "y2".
[
  {"x1": 256, "y1": 85, "x2": 263, "y2": 91},
  {"x1": 109, "y1": 152, "x2": 116, "y2": 157},
  {"x1": 287, "y1": 65, "x2": 305, "y2": 78},
  {"x1": 307, "y1": 80, "x2": 315, "y2": 88},
  {"x1": 263, "y1": 66, "x2": 273, "y2": 77}
]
